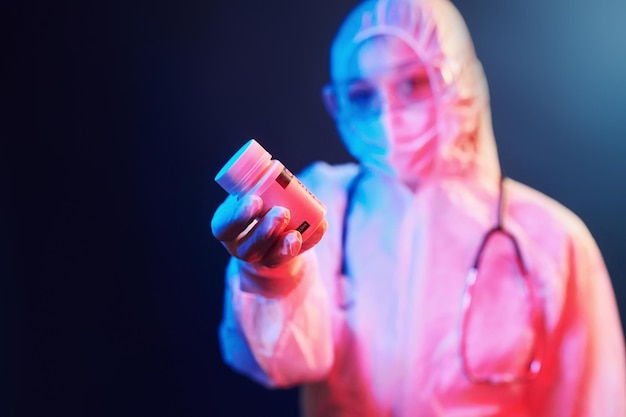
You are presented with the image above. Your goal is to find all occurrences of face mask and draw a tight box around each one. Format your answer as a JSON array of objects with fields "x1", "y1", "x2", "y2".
[{"x1": 337, "y1": 101, "x2": 439, "y2": 186}]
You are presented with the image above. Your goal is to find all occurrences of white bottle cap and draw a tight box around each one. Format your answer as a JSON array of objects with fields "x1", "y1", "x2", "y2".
[{"x1": 215, "y1": 139, "x2": 272, "y2": 196}]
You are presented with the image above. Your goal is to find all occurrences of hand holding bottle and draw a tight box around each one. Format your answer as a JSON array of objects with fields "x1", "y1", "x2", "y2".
[
  {"x1": 211, "y1": 193, "x2": 327, "y2": 268},
  {"x1": 212, "y1": 139, "x2": 328, "y2": 269}
]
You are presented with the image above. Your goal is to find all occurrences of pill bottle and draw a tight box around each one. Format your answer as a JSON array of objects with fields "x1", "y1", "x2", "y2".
[{"x1": 215, "y1": 139, "x2": 326, "y2": 242}]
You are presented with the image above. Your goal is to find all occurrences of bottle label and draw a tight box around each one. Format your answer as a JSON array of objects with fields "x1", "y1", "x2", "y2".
[
  {"x1": 296, "y1": 221, "x2": 310, "y2": 234},
  {"x1": 275, "y1": 168, "x2": 294, "y2": 189}
]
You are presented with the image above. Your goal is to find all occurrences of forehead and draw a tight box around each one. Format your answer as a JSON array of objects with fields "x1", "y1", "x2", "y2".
[{"x1": 342, "y1": 35, "x2": 421, "y2": 80}]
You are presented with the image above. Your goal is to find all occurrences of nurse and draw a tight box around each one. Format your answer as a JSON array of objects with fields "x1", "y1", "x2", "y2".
[{"x1": 212, "y1": 0, "x2": 626, "y2": 415}]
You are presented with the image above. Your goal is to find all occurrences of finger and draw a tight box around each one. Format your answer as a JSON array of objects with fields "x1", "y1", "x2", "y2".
[
  {"x1": 211, "y1": 194, "x2": 263, "y2": 242},
  {"x1": 261, "y1": 230, "x2": 303, "y2": 268},
  {"x1": 300, "y1": 218, "x2": 328, "y2": 253},
  {"x1": 234, "y1": 206, "x2": 291, "y2": 263}
]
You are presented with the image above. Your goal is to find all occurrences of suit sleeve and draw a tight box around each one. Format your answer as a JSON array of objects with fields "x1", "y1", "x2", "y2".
[
  {"x1": 531, "y1": 221, "x2": 626, "y2": 416},
  {"x1": 218, "y1": 243, "x2": 335, "y2": 388}
]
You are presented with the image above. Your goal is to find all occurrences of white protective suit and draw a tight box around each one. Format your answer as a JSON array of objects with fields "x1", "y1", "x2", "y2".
[{"x1": 218, "y1": 0, "x2": 626, "y2": 415}]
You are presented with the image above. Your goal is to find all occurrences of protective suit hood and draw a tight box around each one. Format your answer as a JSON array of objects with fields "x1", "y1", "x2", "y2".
[{"x1": 330, "y1": 0, "x2": 501, "y2": 190}]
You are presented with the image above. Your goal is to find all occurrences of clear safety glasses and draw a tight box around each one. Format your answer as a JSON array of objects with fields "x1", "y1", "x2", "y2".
[
  {"x1": 322, "y1": 60, "x2": 454, "y2": 120},
  {"x1": 460, "y1": 225, "x2": 545, "y2": 385}
]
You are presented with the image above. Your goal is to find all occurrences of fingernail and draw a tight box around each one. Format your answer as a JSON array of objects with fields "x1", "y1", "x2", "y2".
[
  {"x1": 271, "y1": 206, "x2": 290, "y2": 226},
  {"x1": 248, "y1": 195, "x2": 262, "y2": 215},
  {"x1": 280, "y1": 232, "x2": 298, "y2": 256},
  {"x1": 280, "y1": 207, "x2": 290, "y2": 225}
]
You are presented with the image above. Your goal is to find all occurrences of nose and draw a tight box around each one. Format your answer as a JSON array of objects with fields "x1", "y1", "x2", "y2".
[{"x1": 378, "y1": 84, "x2": 404, "y2": 112}]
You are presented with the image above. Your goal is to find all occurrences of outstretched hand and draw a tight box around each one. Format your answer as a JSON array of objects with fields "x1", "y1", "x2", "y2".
[{"x1": 211, "y1": 194, "x2": 327, "y2": 268}]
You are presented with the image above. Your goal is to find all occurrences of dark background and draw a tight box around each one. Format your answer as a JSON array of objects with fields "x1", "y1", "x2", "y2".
[{"x1": 4, "y1": 0, "x2": 625, "y2": 416}]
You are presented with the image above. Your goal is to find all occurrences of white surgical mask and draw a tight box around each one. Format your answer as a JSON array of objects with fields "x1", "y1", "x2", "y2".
[{"x1": 338, "y1": 100, "x2": 438, "y2": 187}]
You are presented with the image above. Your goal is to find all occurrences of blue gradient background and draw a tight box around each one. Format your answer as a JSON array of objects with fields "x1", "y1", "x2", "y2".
[{"x1": 4, "y1": 0, "x2": 625, "y2": 416}]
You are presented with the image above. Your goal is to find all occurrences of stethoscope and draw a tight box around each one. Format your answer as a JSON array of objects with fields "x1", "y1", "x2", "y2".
[{"x1": 338, "y1": 169, "x2": 545, "y2": 385}]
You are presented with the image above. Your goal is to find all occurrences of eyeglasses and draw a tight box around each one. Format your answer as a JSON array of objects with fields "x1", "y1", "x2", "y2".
[
  {"x1": 322, "y1": 60, "x2": 454, "y2": 120},
  {"x1": 460, "y1": 217, "x2": 545, "y2": 385}
]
